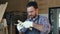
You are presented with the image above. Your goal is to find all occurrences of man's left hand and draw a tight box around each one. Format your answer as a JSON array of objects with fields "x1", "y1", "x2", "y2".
[{"x1": 22, "y1": 21, "x2": 33, "y2": 28}]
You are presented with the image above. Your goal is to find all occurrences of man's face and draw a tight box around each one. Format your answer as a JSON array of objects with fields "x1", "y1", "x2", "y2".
[{"x1": 27, "y1": 6, "x2": 37, "y2": 18}]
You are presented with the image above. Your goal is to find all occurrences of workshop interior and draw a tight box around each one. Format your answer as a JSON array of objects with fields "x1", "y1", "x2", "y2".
[{"x1": 0, "y1": 0, "x2": 60, "y2": 34}]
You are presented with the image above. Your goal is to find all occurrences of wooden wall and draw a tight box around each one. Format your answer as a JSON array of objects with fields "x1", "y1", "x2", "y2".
[
  {"x1": 6, "y1": 0, "x2": 28, "y2": 12},
  {"x1": 4, "y1": 0, "x2": 60, "y2": 13},
  {"x1": 36, "y1": 0, "x2": 60, "y2": 14}
]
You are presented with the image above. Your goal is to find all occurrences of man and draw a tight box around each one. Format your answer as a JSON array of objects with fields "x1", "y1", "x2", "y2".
[{"x1": 17, "y1": 1, "x2": 51, "y2": 34}]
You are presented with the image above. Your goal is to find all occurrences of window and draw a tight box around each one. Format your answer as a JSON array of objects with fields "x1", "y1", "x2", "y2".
[{"x1": 59, "y1": 14, "x2": 60, "y2": 27}]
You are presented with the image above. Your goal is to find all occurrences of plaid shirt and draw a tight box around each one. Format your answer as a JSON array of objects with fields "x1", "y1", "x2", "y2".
[{"x1": 21, "y1": 14, "x2": 51, "y2": 34}]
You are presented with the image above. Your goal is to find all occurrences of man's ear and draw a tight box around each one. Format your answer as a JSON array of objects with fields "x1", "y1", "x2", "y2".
[
  {"x1": 35, "y1": 9, "x2": 38, "y2": 14},
  {"x1": 36, "y1": 9, "x2": 38, "y2": 12},
  {"x1": 36, "y1": 9, "x2": 38, "y2": 11}
]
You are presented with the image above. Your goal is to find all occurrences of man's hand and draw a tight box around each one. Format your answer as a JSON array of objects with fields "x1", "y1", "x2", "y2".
[
  {"x1": 17, "y1": 20, "x2": 24, "y2": 31},
  {"x1": 23, "y1": 21, "x2": 33, "y2": 28},
  {"x1": 17, "y1": 20, "x2": 33, "y2": 31},
  {"x1": 17, "y1": 20, "x2": 22, "y2": 24},
  {"x1": 17, "y1": 23, "x2": 23, "y2": 31}
]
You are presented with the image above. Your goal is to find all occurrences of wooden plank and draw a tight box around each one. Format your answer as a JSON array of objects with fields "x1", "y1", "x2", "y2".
[
  {"x1": 1, "y1": 19, "x2": 8, "y2": 34},
  {"x1": 0, "y1": 2, "x2": 8, "y2": 22}
]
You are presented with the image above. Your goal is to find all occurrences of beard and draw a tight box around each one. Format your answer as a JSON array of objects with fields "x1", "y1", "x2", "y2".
[{"x1": 29, "y1": 15, "x2": 37, "y2": 18}]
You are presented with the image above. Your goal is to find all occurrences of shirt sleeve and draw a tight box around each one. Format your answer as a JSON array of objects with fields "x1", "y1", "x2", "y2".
[
  {"x1": 39, "y1": 17, "x2": 51, "y2": 33},
  {"x1": 43, "y1": 17, "x2": 51, "y2": 33},
  {"x1": 20, "y1": 27, "x2": 27, "y2": 33}
]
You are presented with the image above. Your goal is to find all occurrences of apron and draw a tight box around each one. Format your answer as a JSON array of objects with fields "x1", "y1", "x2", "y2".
[{"x1": 24, "y1": 15, "x2": 41, "y2": 34}]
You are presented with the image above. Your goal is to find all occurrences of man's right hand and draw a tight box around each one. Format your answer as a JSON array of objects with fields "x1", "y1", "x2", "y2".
[{"x1": 17, "y1": 20, "x2": 24, "y2": 31}]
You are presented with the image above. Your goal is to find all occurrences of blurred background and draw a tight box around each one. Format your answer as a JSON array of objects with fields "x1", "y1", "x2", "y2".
[{"x1": 0, "y1": 0, "x2": 60, "y2": 34}]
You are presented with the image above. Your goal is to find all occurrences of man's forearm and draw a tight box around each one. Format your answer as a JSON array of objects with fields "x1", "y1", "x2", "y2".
[{"x1": 33, "y1": 23, "x2": 44, "y2": 32}]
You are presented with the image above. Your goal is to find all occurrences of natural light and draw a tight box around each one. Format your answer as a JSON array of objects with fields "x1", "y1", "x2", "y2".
[{"x1": 59, "y1": 14, "x2": 60, "y2": 27}]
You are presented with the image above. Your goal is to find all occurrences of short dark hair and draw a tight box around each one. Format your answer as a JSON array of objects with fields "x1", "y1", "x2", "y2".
[{"x1": 26, "y1": 1, "x2": 38, "y2": 9}]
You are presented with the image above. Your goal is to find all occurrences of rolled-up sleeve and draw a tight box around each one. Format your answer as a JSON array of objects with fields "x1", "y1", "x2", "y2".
[
  {"x1": 39, "y1": 17, "x2": 51, "y2": 33},
  {"x1": 43, "y1": 17, "x2": 51, "y2": 33}
]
